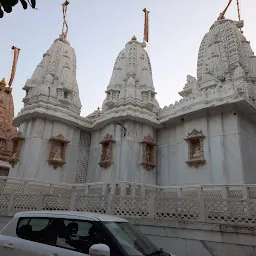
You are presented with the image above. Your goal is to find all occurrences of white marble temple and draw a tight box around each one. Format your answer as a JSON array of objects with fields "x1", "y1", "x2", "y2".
[{"x1": 9, "y1": 18, "x2": 256, "y2": 185}]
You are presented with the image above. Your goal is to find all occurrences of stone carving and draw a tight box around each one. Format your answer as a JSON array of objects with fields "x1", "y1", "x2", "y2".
[
  {"x1": 98, "y1": 134, "x2": 115, "y2": 169},
  {"x1": 0, "y1": 84, "x2": 17, "y2": 166},
  {"x1": 21, "y1": 34, "x2": 81, "y2": 117},
  {"x1": 196, "y1": 20, "x2": 251, "y2": 88},
  {"x1": 186, "y1": 75, "x2": 197, "y2": 88},
  {"x1": 193, "y1": 147, "x2": 201, "y2": 158},
  {"x1": 141, "y1": 134, "x2": 156, "y2": 170},
  {"x1": 101, "y1": 37, "x2": 159, "y2": 114},
  {"x1": 8, "y1": 132, "x2": 25, "y2": 167},
  {"x1": 185, "y1": 129, "x2": 206, "y2": 168},
  {"x1": 48, "y1": 134, "x2": 70, "y2": 168}
]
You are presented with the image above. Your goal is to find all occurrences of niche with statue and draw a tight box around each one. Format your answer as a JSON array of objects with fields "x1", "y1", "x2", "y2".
[
  {"x1": 185, "y1": 129, "x2": 206, "y2": 168},
  {"x1": 141, "y1": 134, "x2": 156, "y2": 170},
  {"x1": 98, "y1": 134, "x2": 115, "y2": 169},
  {"x1": 48, "y1": 134, "x2": 70, "y2": 168}
]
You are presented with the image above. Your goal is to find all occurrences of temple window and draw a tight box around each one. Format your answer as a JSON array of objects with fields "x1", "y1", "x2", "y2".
[
  {"x1": 141, "y1": 134, "x2": 156, "y2": 170},
  {"x1": 98, "y1": 134, "x2": 115, "y2": 169},
  {"x1": 185, "y1": 129, "x2": 206, "y2": 168},
  {"x1": 48, "y1": 134, "x2": 70, "y2": 169},
  {"x1": 8, "y1": 132, "x2": 25, "y2": 167}
]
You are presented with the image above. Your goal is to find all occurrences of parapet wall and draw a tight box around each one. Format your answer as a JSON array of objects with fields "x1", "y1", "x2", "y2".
[{"x1": 1, "y1": 177, "x2": 256, "y2": 255}]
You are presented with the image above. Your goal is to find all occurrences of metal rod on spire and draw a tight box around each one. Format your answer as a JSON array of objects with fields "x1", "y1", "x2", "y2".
[
  {"x1": 236, "y1": 0, "x2": 241, "y2": 21},
  {"x1": 218, "y1": 0, "x2": 233, "y2": 20},
  {"x1": 143, "y1": 8, "x2": 150, "y2": 43},
  {"x1": 62, "y1": 0, "x2": 69, "y2": 40},
  {"x1": 8, "y1": 46, "x2": 21, "y2": 87}
]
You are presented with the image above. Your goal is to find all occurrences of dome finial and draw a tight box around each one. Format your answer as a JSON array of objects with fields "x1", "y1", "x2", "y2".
[
  {"x1": 131, "y1": 35, "x2": 137, "y2": 41},
  {"x1": 0, "y1": 78, "x2": 7, "y2": 87}
]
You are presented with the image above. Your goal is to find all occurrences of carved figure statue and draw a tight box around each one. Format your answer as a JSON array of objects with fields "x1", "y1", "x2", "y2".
[
  {"x1": 145, "y1": 144, "x2": 151, "y2": 162},
  {"x1": 105, "y1": 144, "x2": 112, "y2": 161},
  {"x1": 193, "y1": 148, "x2": 201, "y2": 158},
  {"x1": 52, "y1": 144, "x2": 62, "y2": 160}
]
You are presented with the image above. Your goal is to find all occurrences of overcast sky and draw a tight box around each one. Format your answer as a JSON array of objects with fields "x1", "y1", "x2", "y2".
[{"x1": 1, "y1": 0, "x2": 256, "y2": 116}]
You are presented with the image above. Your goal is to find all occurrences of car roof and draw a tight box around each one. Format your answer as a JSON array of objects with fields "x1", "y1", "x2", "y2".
[{"x1": 14, "y1": 211, "x2": 128, "y2": 222}]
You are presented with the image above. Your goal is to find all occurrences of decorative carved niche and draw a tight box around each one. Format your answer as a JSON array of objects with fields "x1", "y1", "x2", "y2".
[
  {"x1": 185, "y1": 129, "x2": 206, "y2": 168},
  {"x1": 8, "y1": 132, "x2": 25, "y2": 167},
  {"x1": 141, "y1": 134, "x2": 156, "y2": 171},
  {"x1": 48, "y1": 134, "x2": 70, "y2": 169},
  {"x1": 98, "y1": 134, "x2": 115, "y2": 169}
]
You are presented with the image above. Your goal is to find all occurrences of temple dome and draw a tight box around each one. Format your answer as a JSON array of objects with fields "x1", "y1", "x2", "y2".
[
  {"x1": 102, "y1": 37, "x2": 159, "y2": 113},
  {"x1": 22, "y1": 34, "x2": 81, "y2": 115},
  {"x1": 196, "y1": 19, "x2": 256, "y2": 89}
]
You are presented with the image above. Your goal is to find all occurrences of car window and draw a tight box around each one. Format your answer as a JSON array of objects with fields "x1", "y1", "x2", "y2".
[
  {"x1": 17, "y1": 217, "x2": 54, "y2": 245},
  {"x1": 16, "y1": 217, "x2": 109, "y2": 254},
  {"x1": 56, "y1": 219, "x2": 109, "y2": 254}
]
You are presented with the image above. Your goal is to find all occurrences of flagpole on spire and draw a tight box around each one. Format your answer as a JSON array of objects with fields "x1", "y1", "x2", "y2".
[
  {"x1": 62, "y1": 0, "x2": 70, "y2": 40},
  {"x1": 143, "y1": 8, "x2": 150, "y2": 43},
  {"x1": 236, "y1": 0, "x2": 241, "y2": 21}
]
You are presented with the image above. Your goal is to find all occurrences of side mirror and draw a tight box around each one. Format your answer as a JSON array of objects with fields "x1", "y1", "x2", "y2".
[{"x1": 89, "y1": 244, "x2": 110, "y2": 256}]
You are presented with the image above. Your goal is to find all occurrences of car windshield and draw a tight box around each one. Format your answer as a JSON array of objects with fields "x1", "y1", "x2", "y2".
[{"x1": 103, "y1": 221, "x2": 161, "y2": 256}]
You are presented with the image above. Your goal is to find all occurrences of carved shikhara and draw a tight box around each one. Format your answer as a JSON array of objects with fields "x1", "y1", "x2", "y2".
[
  {"x1": 185, "y1": 129, "x2": 206, "y2": 168},
  {"x1": 8, "y1": 132, "x2": 25, "y2": 167},
  {"x1": 48, "y1": 134, "x2": 70, "y2": 169},
  {"x1": 141, "y1": 134, "x2": 156, "y2": 170},
  {"x1": 98, "y1": 134, "x2": 115, "y2": 169}
]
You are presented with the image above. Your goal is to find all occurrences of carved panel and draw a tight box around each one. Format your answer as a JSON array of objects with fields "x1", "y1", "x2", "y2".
[
  {"x1": 98, "y1": 134, "x2": 115, "y2": 169},
  {"x1": 141, "y1": 134, "x2": 156, "y2": 170},
  {"x1": 8, "y1": 132, "x2": 25, "y2": 167},
  {"x1": 185, "y1": 129, "x2": 206, "y2": 168},
  {"x1": 75, "y1": 131, "x2": 90, "y2": 183},
  {"x1": 48, "y1": 134, "x2": 70, "y2": 169}
]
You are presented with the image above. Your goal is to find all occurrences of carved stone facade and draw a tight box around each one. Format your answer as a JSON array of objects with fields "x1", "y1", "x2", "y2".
[
  {"x1": 141, "y1": 134, "x2": 156, "y2": 170},
  {"x1": 185, "y1": 129, "x2": 205, "y2": 168},
  {"x1": 98, "y1": 134, "x2": 115, "y2": 169},
  {"x1": 48, "y1": 134, "x2": 70, "y2": 169},
  {"x1": 75, "y1": 131, "x2": 90, "y2": 183},
  {"x1": 8, "y1": 132, "x2": 24, "y2": 167},
  {"x1": 0, "y1": 81, "x2": 17, "y2": 169},
  {"x1": 8, "y1": 16, "x2": 256, "y2": 186}
]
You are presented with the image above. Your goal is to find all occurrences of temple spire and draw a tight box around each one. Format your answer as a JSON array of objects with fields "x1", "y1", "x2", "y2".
[{"x1": 62, "y1": 0, "x2": 70, "y2": 40}]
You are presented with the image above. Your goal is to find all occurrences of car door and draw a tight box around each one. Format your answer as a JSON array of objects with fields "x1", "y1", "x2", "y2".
[{"x1": 0, "y1": 234, "x2": 50, "y2": 256}]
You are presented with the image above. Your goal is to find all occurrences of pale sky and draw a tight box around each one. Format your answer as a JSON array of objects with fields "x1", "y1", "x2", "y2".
[{"x1": 1, "y1": 0, "x2": 256, "y2": 117}]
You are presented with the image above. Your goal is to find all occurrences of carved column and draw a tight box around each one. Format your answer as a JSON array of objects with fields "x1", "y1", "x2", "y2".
[
  {"x1": 98, "y1": 134, "x2": 115, "y2": 169},
  {"x1": 185, "y1": 129, "x2": 206, "y2": 168},
  {"x1": 8, "y1": 132, "x2": 25, "y2": 167},
  {"x1": 140, "y1": 134, "x2": 156, "y2": 170},
  {"x1": 48, "y1": 134, "x2": 70, "y2": 169}
]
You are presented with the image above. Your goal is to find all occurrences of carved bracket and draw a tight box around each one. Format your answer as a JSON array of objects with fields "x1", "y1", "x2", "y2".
[
  {"x1": 8, "y1": 132, "x2": 25, "y2": 167},
  {"x1": 185, "y1": 129, "x2": 206, "y2": 168},
  {"x1": 48, "y1": 134, "x2": 70, "y2": 169},
  {"x1": 141, "y1": 134, "x2": 156, "y2": 171},
  {"x1": 98, "y1": 134, "x2": 115, "y2": 169}
]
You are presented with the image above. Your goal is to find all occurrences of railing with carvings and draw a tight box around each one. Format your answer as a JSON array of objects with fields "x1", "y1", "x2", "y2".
[
  {"x1": 1, "y1": 177, "x2": 256, "y2": 228},
  {"x1": 1, "y1": 177, "x2": 256, "y2": 199}
]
